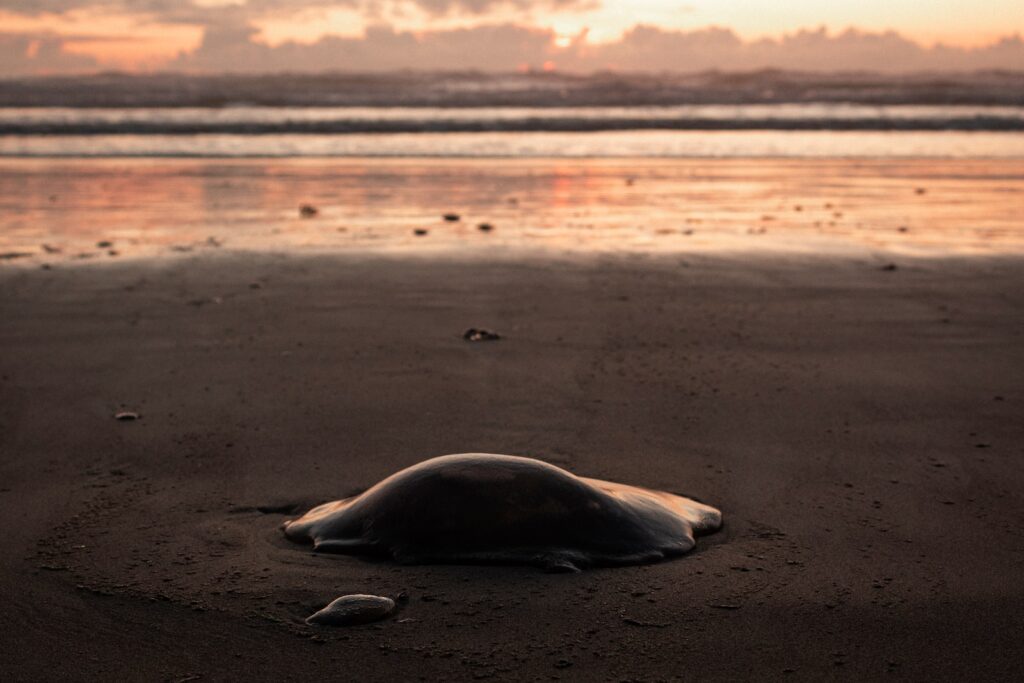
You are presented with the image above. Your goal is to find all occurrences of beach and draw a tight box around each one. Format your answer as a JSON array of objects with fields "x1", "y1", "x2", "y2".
[
  {"x1": 2, "y1": 158, "x2": 1024, "y2": 260},
  {"x1": 2, "y1": 232, "x2": 1023, "y2": 678}
]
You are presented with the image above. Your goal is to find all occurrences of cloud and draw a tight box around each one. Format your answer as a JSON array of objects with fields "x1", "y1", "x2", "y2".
[
  {"x1": 167, "y1": 22, "x2": 1024, "y2": 73},
  {"x1": 175, "y1": 22, "x2": 558, "y2": 72},
  {"x1": 2, "y1": 9, "x2": 1023, "y2": 75},
  {"x1": 407, "y1": 0, "x2": 593, "y2": 14},
  {"x1": 0, "y1": 0, "x2": 591, "y2": 20},
  {"x1": 0, "y1": 32, "x2": 98, "y2": 75}
]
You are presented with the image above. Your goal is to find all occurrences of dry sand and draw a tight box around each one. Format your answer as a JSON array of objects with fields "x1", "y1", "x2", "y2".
[{"x1": 1, "y1": 251, "x2": 1023, "y2": 681}]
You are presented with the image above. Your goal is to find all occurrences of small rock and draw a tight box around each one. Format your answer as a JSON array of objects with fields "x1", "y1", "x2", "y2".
[
  {"x1": 442, "y1": 213, "x2": 461, "y2": 222},
  {"x1": 42, "y1": 244, "x2": 62, "y2": 254},
  {"x1": 463, "y1": 328, "x2": 500, "y2": 342},
  {"x1": 880, "y1": 263, "x2": 898, "y2": 272},
  {"x1": 299, "y1": 204, "x2": 319, "y2": 218},
  {"x1": 306, "y1": 595, "x2": 396, "y2": 626},
  {"x1": 477, "y1": 223, "x2": 494, "y2": 232},
  {"x1": 413, "y1": 228, "x2": 429, "y2": 236},
  {"x1": 114, "y1": 411, "x2": 140, "y2": 421},
  {"x1": 96, "y1": 240, "x2": 113, "y2": 248}
]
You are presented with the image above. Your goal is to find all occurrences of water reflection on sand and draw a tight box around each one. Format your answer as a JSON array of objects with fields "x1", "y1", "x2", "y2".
[{"x1": 1, "y1": 157, "x2": 1022, "y2": 263}]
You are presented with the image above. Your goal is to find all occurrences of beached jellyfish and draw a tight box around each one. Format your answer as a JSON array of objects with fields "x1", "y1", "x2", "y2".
[{"x1": 284, "y1": 453, "x2": 721, "y2": 572}]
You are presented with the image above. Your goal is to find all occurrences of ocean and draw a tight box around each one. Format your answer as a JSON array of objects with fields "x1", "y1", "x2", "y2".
[
  {"x1": 1, "y1": 72, "x2": 1023, "y2": 158},
  {"x1": 1, "y1": 72, "x2": 1022, "y2": 261}
]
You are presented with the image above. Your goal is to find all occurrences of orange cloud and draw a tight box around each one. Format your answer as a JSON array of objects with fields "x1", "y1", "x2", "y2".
[
  {"x1": 164, "y1": 23, "x2": 1024, "y2": 74},
  {"x1": 0, "y1": 1, "x2": 1022, "y2": 75}
]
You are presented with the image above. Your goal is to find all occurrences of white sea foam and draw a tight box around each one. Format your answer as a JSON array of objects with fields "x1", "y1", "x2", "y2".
[{"x1": 3, "y1": 130, "x2": 1024, "y2": 158}]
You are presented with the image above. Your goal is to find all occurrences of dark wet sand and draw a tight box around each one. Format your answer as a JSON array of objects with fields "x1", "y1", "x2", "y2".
[{"x1": 1, "y1": 251, "x2": 1023, "y2": 681}]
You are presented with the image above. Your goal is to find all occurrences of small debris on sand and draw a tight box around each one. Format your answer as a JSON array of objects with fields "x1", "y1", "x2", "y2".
[
  {"x1": 442, "y1": 213, "x2": 461, "y2": 222},
  {"x1": 306, "y1": 595, "x2": 396, "y2": 626},
  {"x1": 413, "y1": 228, "x2": 429, "y2": 236},
  {"x1": 205, "y1": 236, "x2": 222, "y2": 247},
  {"x1": 897, "y1": 226, "x2": 909, "y2": 233},
  {"x1": 463, "y1": 328, "x2": 501, "y2": 341},
  {"x1": 299, "y1": 204, "x2": 319, "y2": 218},
  {"x1": 114, "y1": 411, "x2": 140, "y2": 421},
  {"x1": 880, "y1": 263, "x2": 899, "y2": 272},
  {"x1": 96, "y1": 240, "x2": 113, "y2": 248},
  {"x1": 41, "y1": 244, "x2": 62, "y2": 254},
  {"x1": 915, "y1": 188, "x2": 927, "y2": 195},
  {"x1": 477, "y1": 223, "x2": 494, "y2": 232},
  {"x1": 0, "y1": 251, "x2": 33, "y2": 260},
  {"x1": 622, "y1": 617, "x2": 670, "y2": 628}
]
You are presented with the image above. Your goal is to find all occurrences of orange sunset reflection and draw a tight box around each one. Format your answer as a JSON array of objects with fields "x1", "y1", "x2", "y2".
[{"x1": 2, "y1": 157, "x2": 1022, "y2": 264}]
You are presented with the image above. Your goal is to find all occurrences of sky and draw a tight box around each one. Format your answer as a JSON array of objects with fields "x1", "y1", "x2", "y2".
[{"x1": 1, "y1": 0, "x2": 1023, "y2": 75}]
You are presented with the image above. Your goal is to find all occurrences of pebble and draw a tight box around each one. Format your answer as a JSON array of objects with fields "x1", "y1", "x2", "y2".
[{"x1": 463, "y1": 328, "x2": 501, "y2": 341}]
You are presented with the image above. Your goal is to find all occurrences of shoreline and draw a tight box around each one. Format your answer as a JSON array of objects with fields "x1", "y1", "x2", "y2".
[{"x1": 3, "y1": 157, "x2": 1024, "y2": 262}]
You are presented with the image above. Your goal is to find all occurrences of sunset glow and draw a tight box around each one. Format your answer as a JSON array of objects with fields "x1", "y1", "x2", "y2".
[{"x1": 0, "y1": 0, "x2": 1022, "y2": 73}]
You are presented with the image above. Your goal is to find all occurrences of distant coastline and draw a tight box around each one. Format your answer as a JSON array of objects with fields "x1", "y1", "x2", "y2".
[{"x1": 2, "y1": 70, "x2": 1023, "y2": 108}]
